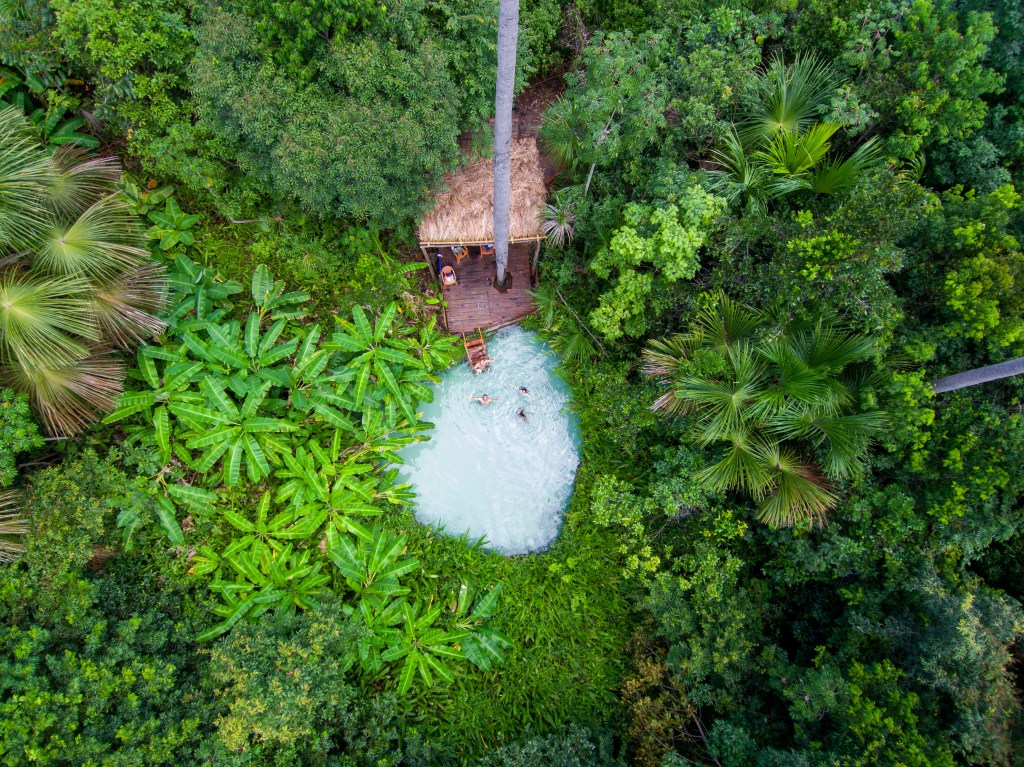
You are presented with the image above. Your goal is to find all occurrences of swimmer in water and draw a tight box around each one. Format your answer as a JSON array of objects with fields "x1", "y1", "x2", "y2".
[
  {"x1": 516, "y1": 408, "x2": 528, "y2": 421},
  {"x1": 470, "y1": 394, "x2": 497, "y2": 406},
  {"x1": 515, "y1": 386, "x2": 531, "y2": 398}
]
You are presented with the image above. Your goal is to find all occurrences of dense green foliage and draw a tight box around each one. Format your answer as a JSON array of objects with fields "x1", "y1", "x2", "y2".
[{"x1": 1, "y1": 0, "x2": 1023, "y2": 765}]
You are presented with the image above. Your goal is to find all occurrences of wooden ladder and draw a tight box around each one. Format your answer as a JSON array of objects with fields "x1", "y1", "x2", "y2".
[{"x1": 463, "y1": 331, "x2": 491, "y2": 373}]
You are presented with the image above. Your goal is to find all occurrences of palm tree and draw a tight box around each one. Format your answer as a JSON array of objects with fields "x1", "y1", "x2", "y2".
[
  {"x1": 706, "y1": 55, "x2": 882, "y2": 210},
  {"x1": 0, "y1": 105, "x2": 166, "y2": 435},
  {"x1": 931, "y1": 357, "x2": 1024, "y2": 393},
  {"x1": 540, "y1": 189, "x2": 577, "y2": 249},
  {"x1": 493, "y1": 0, "x2": 519, "y2": 289},
  {"x1": 643, "y1": 295, "x2": 886, "y2": 527}
]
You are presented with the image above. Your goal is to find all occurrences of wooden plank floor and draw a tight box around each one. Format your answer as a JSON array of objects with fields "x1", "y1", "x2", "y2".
[{"x1": 436, "y1": 244, "x2": 536, "y2": 334}]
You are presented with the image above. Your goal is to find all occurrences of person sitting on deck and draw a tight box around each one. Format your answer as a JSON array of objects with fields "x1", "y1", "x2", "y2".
[
  {"x1": 470, "y1": 394, "x2": 497, "y2": 406},
  {"x1": 482, "y1": 243, "x2": 495, "y2": 256},
  {"x1": 440, "y1": 265, "x2": 458, "y2": 287},
  {"x1": 451, "y1": 244, "x2": 466, "y2": 262}
]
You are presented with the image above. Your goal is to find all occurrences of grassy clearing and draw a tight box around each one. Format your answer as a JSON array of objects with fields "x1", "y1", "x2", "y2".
[{"x1": 388, "y1": 467, "x2": 638, "y2": 758}]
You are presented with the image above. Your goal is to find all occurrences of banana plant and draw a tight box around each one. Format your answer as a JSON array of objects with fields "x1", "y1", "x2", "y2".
[
  {"x1": 174, "y1": 313, "x2": 299, "y2": 383},
  {"x1": 251, "y1": 264, "x2": 309, "y2": 322},
  {"x1": 406, "y1": 314, "x2": 461, "y2": 373},
  {"x1": 139, "y1": 483, "x2": 218, "y2": 549},
  {"x1": 381, "y1": 600, "x2": 468, "y2": 694},
  {"x1": 103, "y1": 346, "x2": 206, "y2": 465},
  {"x1": 326, "y1": 522, "x2": 419, "y2": 601},
  {"x1": 146, "y1": 196, "x2": 200, "y2": 258},
  {"x1": 452, "y1": 583, "x2": 512, "y2": 671},
  {"x1": 274, "y1": 440, "x2": 383, "y2": 527},
  {"x1": 325, "y1": 303, "x2": 425, "y2": 423},
  {"x1": 119, "y1": 174, "x2": 174, "y2": 215},
  {"x1": 164, "y1": 254, "x2": 243, "y2": 332},
  {"x1": 196, "y1": 544, "x2": 332, "y2": 642},
  {"x1": 343, "y1": 406, "x2": 430, "y2": 467},
  {"x1": 351, "y1": 593, "x2": 407, "y2": 672},
  {"x1": 175, "y1": 376, "x2": 301, "y2": 486},
  {"x1": 219, "y1": 491, "x2": 326, "y2": 558}
]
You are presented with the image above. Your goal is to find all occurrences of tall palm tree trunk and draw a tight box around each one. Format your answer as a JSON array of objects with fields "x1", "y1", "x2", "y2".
[
  {"x1": 493, "y1": 0, "x2": 519, "y2": 289},
  {"x1": 932, "y1": 356, "x2": 1024, "y2": 393}
]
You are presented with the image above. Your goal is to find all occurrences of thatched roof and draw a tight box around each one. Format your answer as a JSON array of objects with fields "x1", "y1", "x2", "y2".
[{"x1": 418, "y1": 138, "x2": 546, "y2": 246}]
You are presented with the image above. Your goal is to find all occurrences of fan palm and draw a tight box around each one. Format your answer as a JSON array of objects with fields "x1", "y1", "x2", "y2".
[
  {"x1": 707, "y1": 56, "x2": 883, "y2": 211},
  {"x1": 705, "y1": 127, "x2": 778, "y2": 214},
  {"x1": 643, "y1": 294, "x2": 885, "y2": 527},
  {"x1": 0, "y1": 105, "x2": 165, "y2": 435},
  {"x1": 807, "y1": 137, "x2": 882, "y2": 194},
  {"x1": 540, "y1": 190, "x2": 577, "y2": 250},
  {"x1": 744, "y1": 53, "x2": 842, "y2": 141}
]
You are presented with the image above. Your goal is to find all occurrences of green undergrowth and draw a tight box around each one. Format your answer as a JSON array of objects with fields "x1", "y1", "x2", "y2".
[
  {"x1": 192, "y1": 221, "x2": 425, "y2": 321},
  {"x1": 388, "y1": 465, "x2": 638, "y2": 758}
]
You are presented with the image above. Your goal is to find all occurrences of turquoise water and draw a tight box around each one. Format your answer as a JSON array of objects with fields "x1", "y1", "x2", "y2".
[{"x1": 397, "y1": 326, "x2": 581, "y2": 555}]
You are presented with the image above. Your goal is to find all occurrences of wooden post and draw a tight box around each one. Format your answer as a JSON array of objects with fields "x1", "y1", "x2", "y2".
[
  {"x1": 421, "y1": 245, "x2": 436, "y2": 278},
  {"x1": 531, "y1": 239, "x2": 542, "y2": 280}
]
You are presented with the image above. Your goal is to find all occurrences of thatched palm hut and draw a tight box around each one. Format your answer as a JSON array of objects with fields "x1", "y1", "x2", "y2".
[{"x1": 418, "y1": 137, "x2": 546, "y2": 277}]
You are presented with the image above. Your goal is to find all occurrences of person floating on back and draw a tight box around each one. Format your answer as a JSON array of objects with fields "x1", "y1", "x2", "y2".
[
  {"x1": 515, "y1": 386, "x2": 531, "y2": 398},
  {"x1": 471, "y1": 394, "x2": 497, "y2": 407},
  {"x1": 516, "y1": 408, "x2": 528, "y2": 422}
]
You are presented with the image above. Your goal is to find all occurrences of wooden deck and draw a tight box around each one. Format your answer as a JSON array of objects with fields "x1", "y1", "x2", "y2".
[{"x1": 437, "y1": 244, "x2": 535, "y2": 333}]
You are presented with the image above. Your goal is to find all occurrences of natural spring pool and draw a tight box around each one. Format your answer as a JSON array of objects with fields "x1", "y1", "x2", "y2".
[{"x1": 396, "y1": 326, "x2": 581, "y2": 555}]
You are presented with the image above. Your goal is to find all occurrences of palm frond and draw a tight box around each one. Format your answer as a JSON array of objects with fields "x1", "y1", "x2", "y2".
[
  {"x1": 0, "y1": 105, "x2": 53, "y2": 249},
  {"x1": 48, "y1": 148, "x2": 122, "y2": 217},
  {"x1": 540, "y1": 191, "x2": 577, "y2": 250},
  {"x1": 747, "y1": 53, "x2": 842, "y2": 140},
  {"x1": 754, "y1": 336, "x2": 827, "y2": 407},
  {"x1": 0, "y1": 489, "x2": 26, "y2": 563},
  {"x1": 799, "y1": 410, "x2": 887, "y2": 479},
  {"x1": 696, "y1": 293, "x2": 765, "y2": 353},
  {"x1": 706, "y1": 127, "x2": 775, "y2": 213},
  {"x1": 35, "y1": 193, "x2": 148, "y2": 281},
  {"x1": 756, "y1": 123, "x2": 839, "y2": 176},
  {"x1": 642, "y1": 333, "x2": 701, "y2": 380},
  {"x1": 677, "y1": 369, "x2": 762, "y2": 444},
  {"x1": 756, "y1": 445, "x2": 836, "y2": 527},
  {"x1": 2, "y1": 347, "x2": 125, "y2": 435},
  {"x1": 539, "y1": 101, "x2": 585, "y2": 172},
  {"x1": 528, "y1": 283, "x2": 560, "y2": 330},
  {"x1": 0, "y1": 270, "x2": 97, "y2": 369},
  {"x1": 697, "y1": 432, "x2": 773, "y2": 495},
  {"x1": 808, "y1": 137, "x2": 883, "y2": 195},
  {"x1": 91, "y1": 261, "x2": 168, "y2": 348},
  {"x1": 552, "y1": 319, "x2": 597, "y2": 368},
  {"x1": 793, "y1": 324, "x2": 877, "y2": 372}
]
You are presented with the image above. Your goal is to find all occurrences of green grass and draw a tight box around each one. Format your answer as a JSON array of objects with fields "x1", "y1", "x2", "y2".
[{"x1": 387, "y1": 467, "x2": 639, "y2": 759}]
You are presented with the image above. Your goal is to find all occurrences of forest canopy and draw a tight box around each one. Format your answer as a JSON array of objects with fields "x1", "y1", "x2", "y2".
[{"x1": 1, "y1": 0, "x2": 1023, "y2": 765}]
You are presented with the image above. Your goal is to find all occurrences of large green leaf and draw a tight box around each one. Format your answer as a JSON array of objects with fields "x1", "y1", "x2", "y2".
[
  {"x1": 154, "y1": 495, "x2": 185, "y2": 545},
  {"x1": 148, "y1": 406, "x2": 169, "y2": 465},
  {"x1": 469, "y1": 583, "x2": 503, "y2": 621},
  {"x1": 225, "y1": 440, "x2": 244, "y2": 486},
  {"x1": 398, "y1": 650, "x2": 420, "y2": 694},
  {"x1": 462, "y1": 628, "x2": 512, "y2": 670},
  {"x1": 374, "y1": 303, "x2": 397, "y2": 342},
  {"x1": 244, "y1": 313, "x2": 260, "y2": 357},
  {"x1": 352, "y1": 305, "x2": 373, "y2": 344}
]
